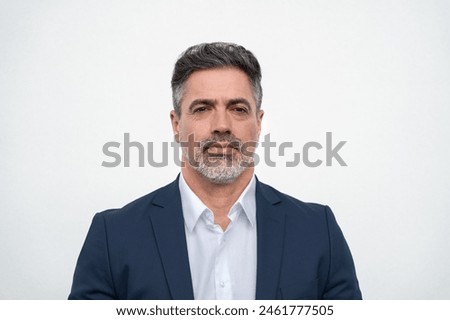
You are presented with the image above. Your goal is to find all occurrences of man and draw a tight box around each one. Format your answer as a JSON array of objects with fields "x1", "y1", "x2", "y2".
[{"x1": 69, "y1": 42, "x2": 362, "y2": 300}]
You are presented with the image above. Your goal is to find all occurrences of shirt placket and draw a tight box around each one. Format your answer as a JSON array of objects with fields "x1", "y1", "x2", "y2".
[{"x1": 214, "y1": 225, "x2": 232, "y2": 299}]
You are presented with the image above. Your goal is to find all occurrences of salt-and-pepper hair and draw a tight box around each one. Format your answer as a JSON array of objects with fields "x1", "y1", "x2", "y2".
[{"x1": 171, "y1": 42, "x2": 263, "y2": 115}]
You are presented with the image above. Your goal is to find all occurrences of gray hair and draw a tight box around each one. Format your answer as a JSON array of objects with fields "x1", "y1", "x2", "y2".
[{"x1": 171, "y1": 42, "x2": 263, "y2": 115}]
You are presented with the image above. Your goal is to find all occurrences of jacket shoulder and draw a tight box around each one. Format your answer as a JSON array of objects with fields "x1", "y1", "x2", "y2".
[
  {"x1": 257, "y1": 180, "x2": 329, "y2": 217},
  {"x1": 96, "y1": 178, "x2": 178, "y2": 221}
]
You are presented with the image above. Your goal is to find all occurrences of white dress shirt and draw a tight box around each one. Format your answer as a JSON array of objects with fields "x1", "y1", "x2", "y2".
[{"x1": 179, "y1": 173, "x2": 257, "y2": 300}]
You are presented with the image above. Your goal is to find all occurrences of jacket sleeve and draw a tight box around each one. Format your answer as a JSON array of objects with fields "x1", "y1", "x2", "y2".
[
  {"x1": 68, "y1": 212, "x2": 117, "y2": 299},
  {"x1": 322, "y1": 206, "x2": 362, "y2": 299}
]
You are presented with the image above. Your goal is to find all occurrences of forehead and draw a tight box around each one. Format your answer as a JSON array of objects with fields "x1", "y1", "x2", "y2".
[{"x1": 183, "y1": 68, "x2": 255, "y2": 103}]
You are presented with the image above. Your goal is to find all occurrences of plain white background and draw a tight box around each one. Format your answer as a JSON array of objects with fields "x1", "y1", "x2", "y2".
[{"x1": 1, "y1": 0, "x2": 449, "y2": 299}]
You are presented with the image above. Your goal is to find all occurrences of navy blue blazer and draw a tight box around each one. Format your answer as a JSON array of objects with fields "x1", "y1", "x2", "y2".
[{"x1": 69, "y1": 177, "x2": 362, "y2": 300}]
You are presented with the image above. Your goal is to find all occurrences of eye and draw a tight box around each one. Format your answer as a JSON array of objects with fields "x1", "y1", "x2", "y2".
[
  {"x1": 232, "y1": 106, "x2": 248, "y2": 114},
  {"x1": 193, "y1": 106, "x2": 208, "y2": 113}
]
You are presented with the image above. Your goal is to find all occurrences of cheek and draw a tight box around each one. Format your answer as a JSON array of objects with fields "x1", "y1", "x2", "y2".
[
  {"x1": 178, "y1": 123, "x2": 208, "y2": 142},
  {"x1": 238, "y1": 124, "x2": 260, "y2": 141}
]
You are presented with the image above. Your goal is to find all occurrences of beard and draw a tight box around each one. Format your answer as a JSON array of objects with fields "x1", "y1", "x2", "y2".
[{"x1": 184, "y1": 133, "x2": 255, "y2": 184}]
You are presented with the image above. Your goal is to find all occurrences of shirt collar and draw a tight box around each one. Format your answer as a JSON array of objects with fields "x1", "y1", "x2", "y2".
[{"x1": 178, "y1": 173, "x2": 257, "y2": 232}]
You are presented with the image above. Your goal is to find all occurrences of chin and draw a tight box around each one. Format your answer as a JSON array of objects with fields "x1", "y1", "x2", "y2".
[{"x1": 196, "y1": 165, "x2": 246, "y2": 185}]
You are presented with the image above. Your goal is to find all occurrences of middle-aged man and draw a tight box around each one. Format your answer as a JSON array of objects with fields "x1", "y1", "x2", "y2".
[{"x1": 69, "y1": 42, "x2": 362, "y2": 300}]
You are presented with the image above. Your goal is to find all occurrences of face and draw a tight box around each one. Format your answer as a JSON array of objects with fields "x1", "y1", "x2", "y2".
[{"x1": 170, "y1": 68, "x2": 264, "y2": 184}]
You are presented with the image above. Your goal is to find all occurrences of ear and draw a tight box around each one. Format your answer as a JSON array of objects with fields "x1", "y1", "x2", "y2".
[
  {"x1": 256, "y1": 109, "x2": 264, "y2": 137},
  {"x1": 170, "y1": 110, "x2": 180, "y2": 143}
]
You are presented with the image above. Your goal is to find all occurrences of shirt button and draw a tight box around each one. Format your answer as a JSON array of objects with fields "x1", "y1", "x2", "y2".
[{"x1": 220, "y1": 281, "x2": 225, "y2": 287}]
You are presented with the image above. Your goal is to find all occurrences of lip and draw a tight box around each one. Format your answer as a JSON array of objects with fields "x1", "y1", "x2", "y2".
[
  {"x1": 205, "y1": 147, "x2": 235, "y2": 157},
  {"x1": 202, "y1": 141, "x2": 240, "y2": 151},
  {"x1": 207, "y1": 145, "x2": 234, "y2": 151}
]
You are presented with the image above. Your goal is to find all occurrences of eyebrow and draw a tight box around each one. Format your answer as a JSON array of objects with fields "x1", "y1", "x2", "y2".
[
  {"x1": 188, "y1": 98, "x2": 252, "y2": 113},
  {"x1": 227, "y1": 98, "x2": 252, "y2": 110}
]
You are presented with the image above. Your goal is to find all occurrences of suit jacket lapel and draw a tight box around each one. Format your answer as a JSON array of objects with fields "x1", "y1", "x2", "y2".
[
  {"x1": 148, "y1": 177, "x2": 194, "y2": 299},
  {"x1": 255, "y1": 179, "x2": 286, "y2": 300}
]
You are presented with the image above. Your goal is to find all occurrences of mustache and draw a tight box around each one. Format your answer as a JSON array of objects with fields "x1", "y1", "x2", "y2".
[{"x1": 200, "y1": 133, "x2": 242, "y2": 152}]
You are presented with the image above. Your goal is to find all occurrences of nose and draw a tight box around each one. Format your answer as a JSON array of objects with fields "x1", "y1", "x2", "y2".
[{"x1": 211, "y1": 108, "x2": 232, "y2": 135}]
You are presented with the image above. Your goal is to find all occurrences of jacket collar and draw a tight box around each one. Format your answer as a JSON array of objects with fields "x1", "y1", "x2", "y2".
[
  {"x1": 148, "y1": 176, "x2": 194, "y2": 299},
  {"x1": 254, "y1": 178, "x2": 286, "y2": 299}
]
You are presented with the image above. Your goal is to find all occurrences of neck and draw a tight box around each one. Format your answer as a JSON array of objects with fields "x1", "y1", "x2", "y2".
[{"x1": 181, "y1": 166, "x2": 254, "y2": 229}]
